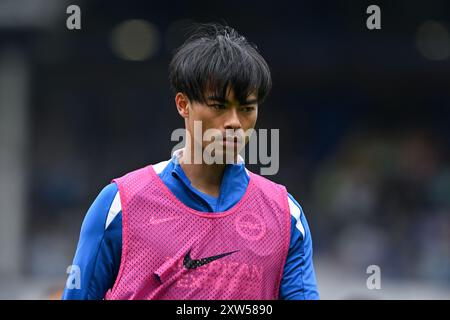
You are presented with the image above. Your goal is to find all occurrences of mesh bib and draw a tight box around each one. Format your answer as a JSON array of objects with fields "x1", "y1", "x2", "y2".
[{"x1": 105, "y1": 164, "x2": 290, "y2": 300}]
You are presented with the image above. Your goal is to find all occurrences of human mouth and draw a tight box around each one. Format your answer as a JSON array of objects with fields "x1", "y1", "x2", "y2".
[{"x1": 221, "y1": 136, "x2": 239, "y2": 146}]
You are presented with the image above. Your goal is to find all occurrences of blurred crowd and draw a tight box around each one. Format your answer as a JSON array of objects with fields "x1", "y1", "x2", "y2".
[{"x1": 309, "y1": 127, "x2": 450, "y2": 285}]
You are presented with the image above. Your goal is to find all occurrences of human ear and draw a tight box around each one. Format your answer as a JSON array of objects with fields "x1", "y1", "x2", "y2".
[{"x1": 175, "y1": 93, "x2": 190, "y2": 119}]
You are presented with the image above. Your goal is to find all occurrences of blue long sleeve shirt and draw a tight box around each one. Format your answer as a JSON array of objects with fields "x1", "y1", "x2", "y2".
[{"x1": 62, "y1": 152, "x2": 319, "y2": 300}]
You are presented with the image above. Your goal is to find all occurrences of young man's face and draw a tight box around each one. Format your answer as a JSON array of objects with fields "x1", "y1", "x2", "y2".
[{"x1": 178, "y1": 88, "x2": 258, "y2": 163}]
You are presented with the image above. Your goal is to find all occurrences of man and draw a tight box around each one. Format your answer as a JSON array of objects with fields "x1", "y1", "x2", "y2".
[{"x1": 62, "y1": 23, "x2": 319, "y2": 300}]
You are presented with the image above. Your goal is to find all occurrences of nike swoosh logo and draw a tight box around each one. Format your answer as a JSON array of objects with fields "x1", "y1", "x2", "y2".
[
  {"x1": 183, "y1": 249, "x2": 239, "y2": 269},
  {"x1": 148, "y1": 216, "x2": 179, "y2": 225}
]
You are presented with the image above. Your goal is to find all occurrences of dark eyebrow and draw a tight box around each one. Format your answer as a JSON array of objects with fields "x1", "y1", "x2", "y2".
[
  {"x1": 206, "y1": 96, "x2": 258, "y2": 105},
  {"x1": 206, "y1": 96, "x2": 228, "y2": 103},
  {"x1": 241, "y1": 99, "x2": 258, "y2": 105}
]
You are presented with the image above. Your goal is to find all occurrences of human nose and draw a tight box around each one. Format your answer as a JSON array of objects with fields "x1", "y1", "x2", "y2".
[{"x1": 223, "y1": 108, "x2": 242, "y2": 130}]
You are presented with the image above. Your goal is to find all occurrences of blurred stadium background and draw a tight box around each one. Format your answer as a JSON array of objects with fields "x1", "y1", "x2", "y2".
[{"x1": 0, "y1": 0, "x2": 449, "y2": 299}]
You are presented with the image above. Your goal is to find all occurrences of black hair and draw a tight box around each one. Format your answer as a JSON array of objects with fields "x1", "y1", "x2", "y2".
[{"x1": 168, "y1": 23, "x2": 272, "y2": 105}]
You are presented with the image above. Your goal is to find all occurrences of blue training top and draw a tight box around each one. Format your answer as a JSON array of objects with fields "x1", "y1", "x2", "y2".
[{"x1": 62, "y1": 150, "x2": 319, "y2": 299}]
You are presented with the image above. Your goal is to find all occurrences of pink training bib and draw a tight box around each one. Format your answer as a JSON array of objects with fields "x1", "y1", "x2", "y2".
[{"x1": 105, "y1": 164, "x2": 291, "y2": 300}]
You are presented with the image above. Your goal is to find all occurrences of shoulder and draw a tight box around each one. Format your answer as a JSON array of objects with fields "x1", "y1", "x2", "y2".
[
  {"x1": 113, "y1": 160, "x2": 173, "y2": 187},
  {"x1": 248, "y1": 171, "x2": 287, "y2": 193},
  {"x1": 81, "y1": 183, "x2": 119, "y2": 234},
  {"x1": 286, "y1": 193, "x2": 307, "y2": 240}
]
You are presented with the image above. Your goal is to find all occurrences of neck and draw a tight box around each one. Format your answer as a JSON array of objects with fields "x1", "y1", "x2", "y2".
[{"x1": 179, "y1": 146, "x2": 226, "y2": 198}]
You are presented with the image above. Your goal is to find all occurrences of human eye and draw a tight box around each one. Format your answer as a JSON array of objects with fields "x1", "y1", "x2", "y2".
[{"x1": 241, "y1": 106, "x2": 256, "y2": 112}]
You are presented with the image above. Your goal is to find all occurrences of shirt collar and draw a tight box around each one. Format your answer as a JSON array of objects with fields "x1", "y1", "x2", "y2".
[
  {"x1": 167, "y1": 148, "x2": 249, "y2": 210},
  {"x1": 171, "y1": 147, "x2": 245, "y2": 165}
]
